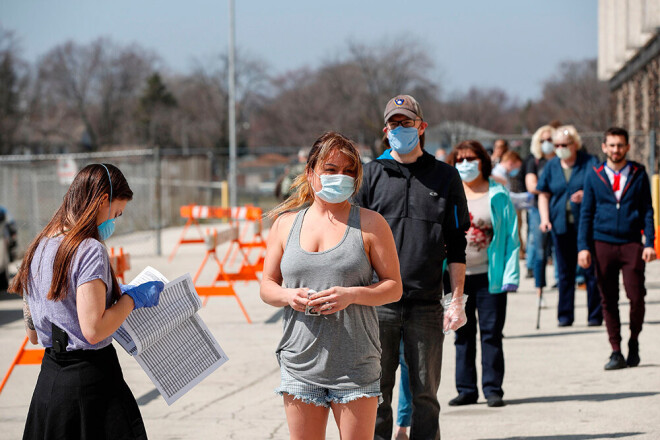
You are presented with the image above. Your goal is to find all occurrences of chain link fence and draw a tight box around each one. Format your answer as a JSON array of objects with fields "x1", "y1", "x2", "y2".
[{"x1": 0, "y1": 149, "x2": 222, "y2": 258}]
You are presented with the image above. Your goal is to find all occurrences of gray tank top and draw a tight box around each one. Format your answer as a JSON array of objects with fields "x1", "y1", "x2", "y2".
[{"x1": 276, "y1": 205, "x2": 380, "y2": 389}]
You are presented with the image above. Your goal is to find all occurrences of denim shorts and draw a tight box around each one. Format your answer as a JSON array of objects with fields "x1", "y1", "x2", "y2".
[{"x1": 275, "y1": 366, "x2": 382, "y2": 408}]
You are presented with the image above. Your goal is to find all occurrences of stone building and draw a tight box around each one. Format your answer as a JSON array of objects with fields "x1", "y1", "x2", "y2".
[{"x1": 598, "y1": 0, "x2": 660, "y2": 171}]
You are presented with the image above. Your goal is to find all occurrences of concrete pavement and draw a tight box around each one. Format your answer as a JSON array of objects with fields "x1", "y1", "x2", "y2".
[{"x1": 1, "y1": 222, "x2": 659, "y2": 439}]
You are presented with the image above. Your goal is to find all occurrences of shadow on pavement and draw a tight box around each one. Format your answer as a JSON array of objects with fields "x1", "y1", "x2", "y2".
[
  {"x1": 479, "y1": 432, "x2": 643, "y2": 440},
  {"x1": 265, "y1": 308, "x2": 284, "y2": 324},
  {"x1": 505, "y1": 330, "x2": 600, "y2": 339},
  {"x1": 506, "y1": 391, "x2": 658, "y2": 405},
  {"x1": 136, "y1": 388, "x2": 161, "y2": 406},
  {"x1": 0, "y1": 309, "x2": 23, "y2": 326}
]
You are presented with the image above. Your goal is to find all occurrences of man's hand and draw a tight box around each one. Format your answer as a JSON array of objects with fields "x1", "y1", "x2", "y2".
[
  {"x1": 442, "y1": 294, "x2": 468, "y2": 334},
  {"x1": 578, "y1": 250, "x2": 592, "y2": 269},
  {"x1": 642, "y1": 247, "x2": 657, "y2": 263}
]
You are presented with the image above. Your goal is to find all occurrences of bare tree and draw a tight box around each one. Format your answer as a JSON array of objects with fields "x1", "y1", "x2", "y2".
[
  {"x1": 172, "y1": 49, "x2": 270, "y2": 152},
  {"x1": 252, "y1": 39, "x2": 441, "y2": 155},
  {"x1": 0, "y1": 27, "x2": 29, "y2": 154},
  {"x1": 529, "y1": 59, "x2": 610, "y2": 132},
  {"x1": 34, "y1": 38, "x2": 156, "y2": 150}
]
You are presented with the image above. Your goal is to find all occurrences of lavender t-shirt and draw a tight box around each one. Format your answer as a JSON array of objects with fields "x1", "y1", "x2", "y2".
[{"x1": 26, "y1": 237, "x2": 113, "y2": 350}]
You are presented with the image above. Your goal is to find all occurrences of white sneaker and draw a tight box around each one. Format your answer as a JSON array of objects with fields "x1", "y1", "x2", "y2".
[{"x1": 537, "y1": 297, "x2": 547, "y2": 308}]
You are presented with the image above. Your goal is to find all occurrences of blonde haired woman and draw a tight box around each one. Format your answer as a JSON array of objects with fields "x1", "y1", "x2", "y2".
[
  {"x1": 525, "y1": 125, "x2": 557, "y2": 306},
  {"x1": 537, "y1": 125, "x2": 602, "y2": 327},
  {"x1": 261, "y1": 132, "x2": 402, "y2": 439}
]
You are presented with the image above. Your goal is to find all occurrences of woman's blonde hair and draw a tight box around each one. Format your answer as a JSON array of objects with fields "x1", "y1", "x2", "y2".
[
  {"x1": 530, "y1": 125, "x2": 555, "y2": 159},
  {"x1": 267, "y1": 132, "x2": 363, "y2": 219},
  {"x1": 553, "y1": 125, "x2": 582, "y2": 150}
]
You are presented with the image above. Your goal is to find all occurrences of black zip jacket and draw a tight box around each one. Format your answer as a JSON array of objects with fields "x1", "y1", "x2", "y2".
[{"x1": 355, "y1": 151, "x2": 470, "y2": 304}]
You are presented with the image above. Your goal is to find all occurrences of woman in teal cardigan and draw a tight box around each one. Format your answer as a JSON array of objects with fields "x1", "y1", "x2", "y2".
[{"x1": 446, "y1": 140, "x2": 520, "y2": 408}]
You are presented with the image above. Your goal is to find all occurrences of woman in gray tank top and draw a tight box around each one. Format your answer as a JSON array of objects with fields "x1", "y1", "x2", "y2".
[{"x1": 261, "y1": 132, "x2": 402, "y2": 439}]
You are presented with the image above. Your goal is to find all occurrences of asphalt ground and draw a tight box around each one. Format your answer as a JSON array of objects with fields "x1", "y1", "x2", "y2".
[{"x1": 1, "y1": 222, "x2": 659, "y2": 439}]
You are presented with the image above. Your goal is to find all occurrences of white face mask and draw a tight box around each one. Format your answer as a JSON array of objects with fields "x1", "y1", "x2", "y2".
[
  {"x1": 313, "y1": 171, "x2": 355, "y2": 204},
  {"x1": 555, "y1": 147, "x2": 572, "y2": 160}
]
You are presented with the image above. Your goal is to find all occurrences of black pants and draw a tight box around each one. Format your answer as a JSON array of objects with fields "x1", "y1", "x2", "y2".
[
  {"x1": 23, "y1": 344, "x2": 147, "y2": 440},
  {"x1": 454, "y1": 273, "x2": 508, "y2": 399},
  {"x1": 552, "y1": 223, "x2": 602, "y2": 325},
  {"x1": 375, "y1": 302, "x2": 444, "y2": 440}
]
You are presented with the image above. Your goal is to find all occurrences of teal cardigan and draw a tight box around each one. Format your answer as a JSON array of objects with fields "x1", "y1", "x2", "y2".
[{"x1": 486, "y1": 179, "x2": 521, "y2": 293}]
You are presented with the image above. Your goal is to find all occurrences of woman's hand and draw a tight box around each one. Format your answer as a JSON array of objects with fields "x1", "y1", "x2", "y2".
[
  {"x1": 539, "y1": 221, "x2": 552, "y2": 233},
  {"x1": 570, "y1": 190, "x2": 584, "y2": 204},
  {"x1": 307, "y1": 286, "x2": 355, "y2": 315},
  {"x1": 286, "y1": 288, "x2": 312, "y2": 313}
]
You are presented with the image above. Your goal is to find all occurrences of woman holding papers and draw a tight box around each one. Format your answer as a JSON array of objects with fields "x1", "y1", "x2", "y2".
[
  {"x1": 9, "y1": 163, "x2": 163, "y2": 440},
  {"x1": 261, "y1": 132, "x2": 402, "y2": 440}
]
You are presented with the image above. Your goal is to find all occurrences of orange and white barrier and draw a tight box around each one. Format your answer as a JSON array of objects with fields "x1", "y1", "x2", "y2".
[
  {"x1": 0, "y1": 337, "x2": 44, "y2": 395},
  {"x1": 169, "y1": 205, "x2": 236, "y2": 261},
  {"x1": 193, "y1": 227, "x2": 253, "y2": 323},
  {"x1": 109, "y1": 247, "x2": 131, "y2": 284}
]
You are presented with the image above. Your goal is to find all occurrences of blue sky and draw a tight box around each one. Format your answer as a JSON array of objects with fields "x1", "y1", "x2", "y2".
[{"x1": 1, "y1": 0, "x2": 598, "y2": 101}]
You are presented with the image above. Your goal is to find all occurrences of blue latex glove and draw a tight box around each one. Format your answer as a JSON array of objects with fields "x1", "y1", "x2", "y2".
[{"x1": 122, "y1": 281, "x2": 164, "y2": 309}]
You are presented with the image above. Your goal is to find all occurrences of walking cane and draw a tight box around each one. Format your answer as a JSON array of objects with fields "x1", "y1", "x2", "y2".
[{"x1": 536, "y1": 289, "x2": 543, "y2": 330}]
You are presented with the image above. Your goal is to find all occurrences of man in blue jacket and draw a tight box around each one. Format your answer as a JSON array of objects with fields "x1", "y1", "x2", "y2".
[
  {"x1": 578, "y1": 127, "x2": 656, "y2": 370},
  {"x1": 355, "y1": 95, "x2": 470, "y2": 440}
]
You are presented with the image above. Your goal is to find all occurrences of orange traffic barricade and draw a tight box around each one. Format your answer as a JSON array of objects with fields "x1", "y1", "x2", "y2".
[
  {"x1": 0, "y1": 336, "x2": 44, "y2": 395},
  {"x1": 226, "y1": 205, "x2": 268, "y2": 274},
  {"x1": 108, "y1": 247, "x2": 130, "y2": 283},
  {"x1": 169, "y1": 205, "x2": 235, "y2": 262},
  {"x1": 193, "y1": 227, "x2": 253, "y2": 323}
]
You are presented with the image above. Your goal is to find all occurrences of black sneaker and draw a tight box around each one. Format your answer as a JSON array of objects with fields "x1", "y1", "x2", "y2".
[
  {"x1": 448, "y1": 394, "x2": 478, "y2": 406},
  {"x1": 525, "y1": 269, "x2": 534, "y2": 279},
  {"x1": 627, "y1": 340, "x2": 640, "y2": 367},
  {"x1": 486, "y1": 394, "x2": 505, "y2": 407},
  {"x1": 604, "y1": 351, "x2": 627, "y2": 370}
]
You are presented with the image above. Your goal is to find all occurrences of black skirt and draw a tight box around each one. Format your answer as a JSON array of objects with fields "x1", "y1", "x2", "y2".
[{"x1": 23, "y1": 344, "x2": 147, "y2": 440}]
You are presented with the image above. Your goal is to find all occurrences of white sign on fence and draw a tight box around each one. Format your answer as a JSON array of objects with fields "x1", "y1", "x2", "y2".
[{"x1": 56, "y1": 157, "x2": 78, "y2": 185}]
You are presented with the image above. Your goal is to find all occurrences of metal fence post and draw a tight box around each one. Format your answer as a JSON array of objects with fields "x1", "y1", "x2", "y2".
[{"x1": 155, "y1": 147, "x2": 162, "y2": 256}]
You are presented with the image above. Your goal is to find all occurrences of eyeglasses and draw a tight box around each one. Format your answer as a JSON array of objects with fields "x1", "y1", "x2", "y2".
[
  {"x1": 554, "y1": 142, "x2": 573, "y2": 148},
  {"x1": 457, "y1": 156, "x2": 479, "y2": 162},
  {"x1": 386, "y1": 119, "x2": 420, "y2": 129}
]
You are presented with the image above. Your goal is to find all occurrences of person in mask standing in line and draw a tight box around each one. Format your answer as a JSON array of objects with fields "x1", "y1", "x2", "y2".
[
  {"x1": 445, "y1": 140, "x2": 520, "y2": 408},
  {"x1": 260, "y1": 132, "x2": 402, "y2": 439},
  {"x1": 525, "y1": 125, "x2": 557, "y2": 302},
  {"x1": 537, "y1": 125, "x2": 603, "y2": 327},
  {"x1": 9, "y1": 163, "x2": 163, "y2": 439},
  {"x1": 354, "y1": 95, "x2": 470, "y2": 440}
]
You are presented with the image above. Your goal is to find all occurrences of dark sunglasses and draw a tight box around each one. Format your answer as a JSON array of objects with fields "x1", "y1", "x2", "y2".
[{"x1": 457, "y1": 156, "x2": 479, "y2": 162}]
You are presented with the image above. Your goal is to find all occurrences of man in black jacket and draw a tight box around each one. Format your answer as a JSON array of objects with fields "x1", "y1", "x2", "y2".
[{"x1": 355, "y1": 95, "x2": 470, "y2": 440}]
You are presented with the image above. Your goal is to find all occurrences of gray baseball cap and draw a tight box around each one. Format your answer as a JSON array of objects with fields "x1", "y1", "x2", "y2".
[{"x1": 383, "y1": 95, "x2": 424, "y2": 122}]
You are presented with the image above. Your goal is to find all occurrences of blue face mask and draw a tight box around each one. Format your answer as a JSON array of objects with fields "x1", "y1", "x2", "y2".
[
  {"x1": 455, "y1": 159, "x2": 481, "y2": 183},
  {"x1": 509, "y1": 167, "x2": 520, "y2": 178},
  {"x1": 314, "y1": 172, "x2": 355, "y2": 204},
  {"x1": 541, "y1": 140, "x2": 555, "y2": 155},
  {"x1": 387, "y1": 126, "x2": 419, "y2": 155},
  {"x1": 98, "y1": 164, "x2": 116, "y2": 241}
]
